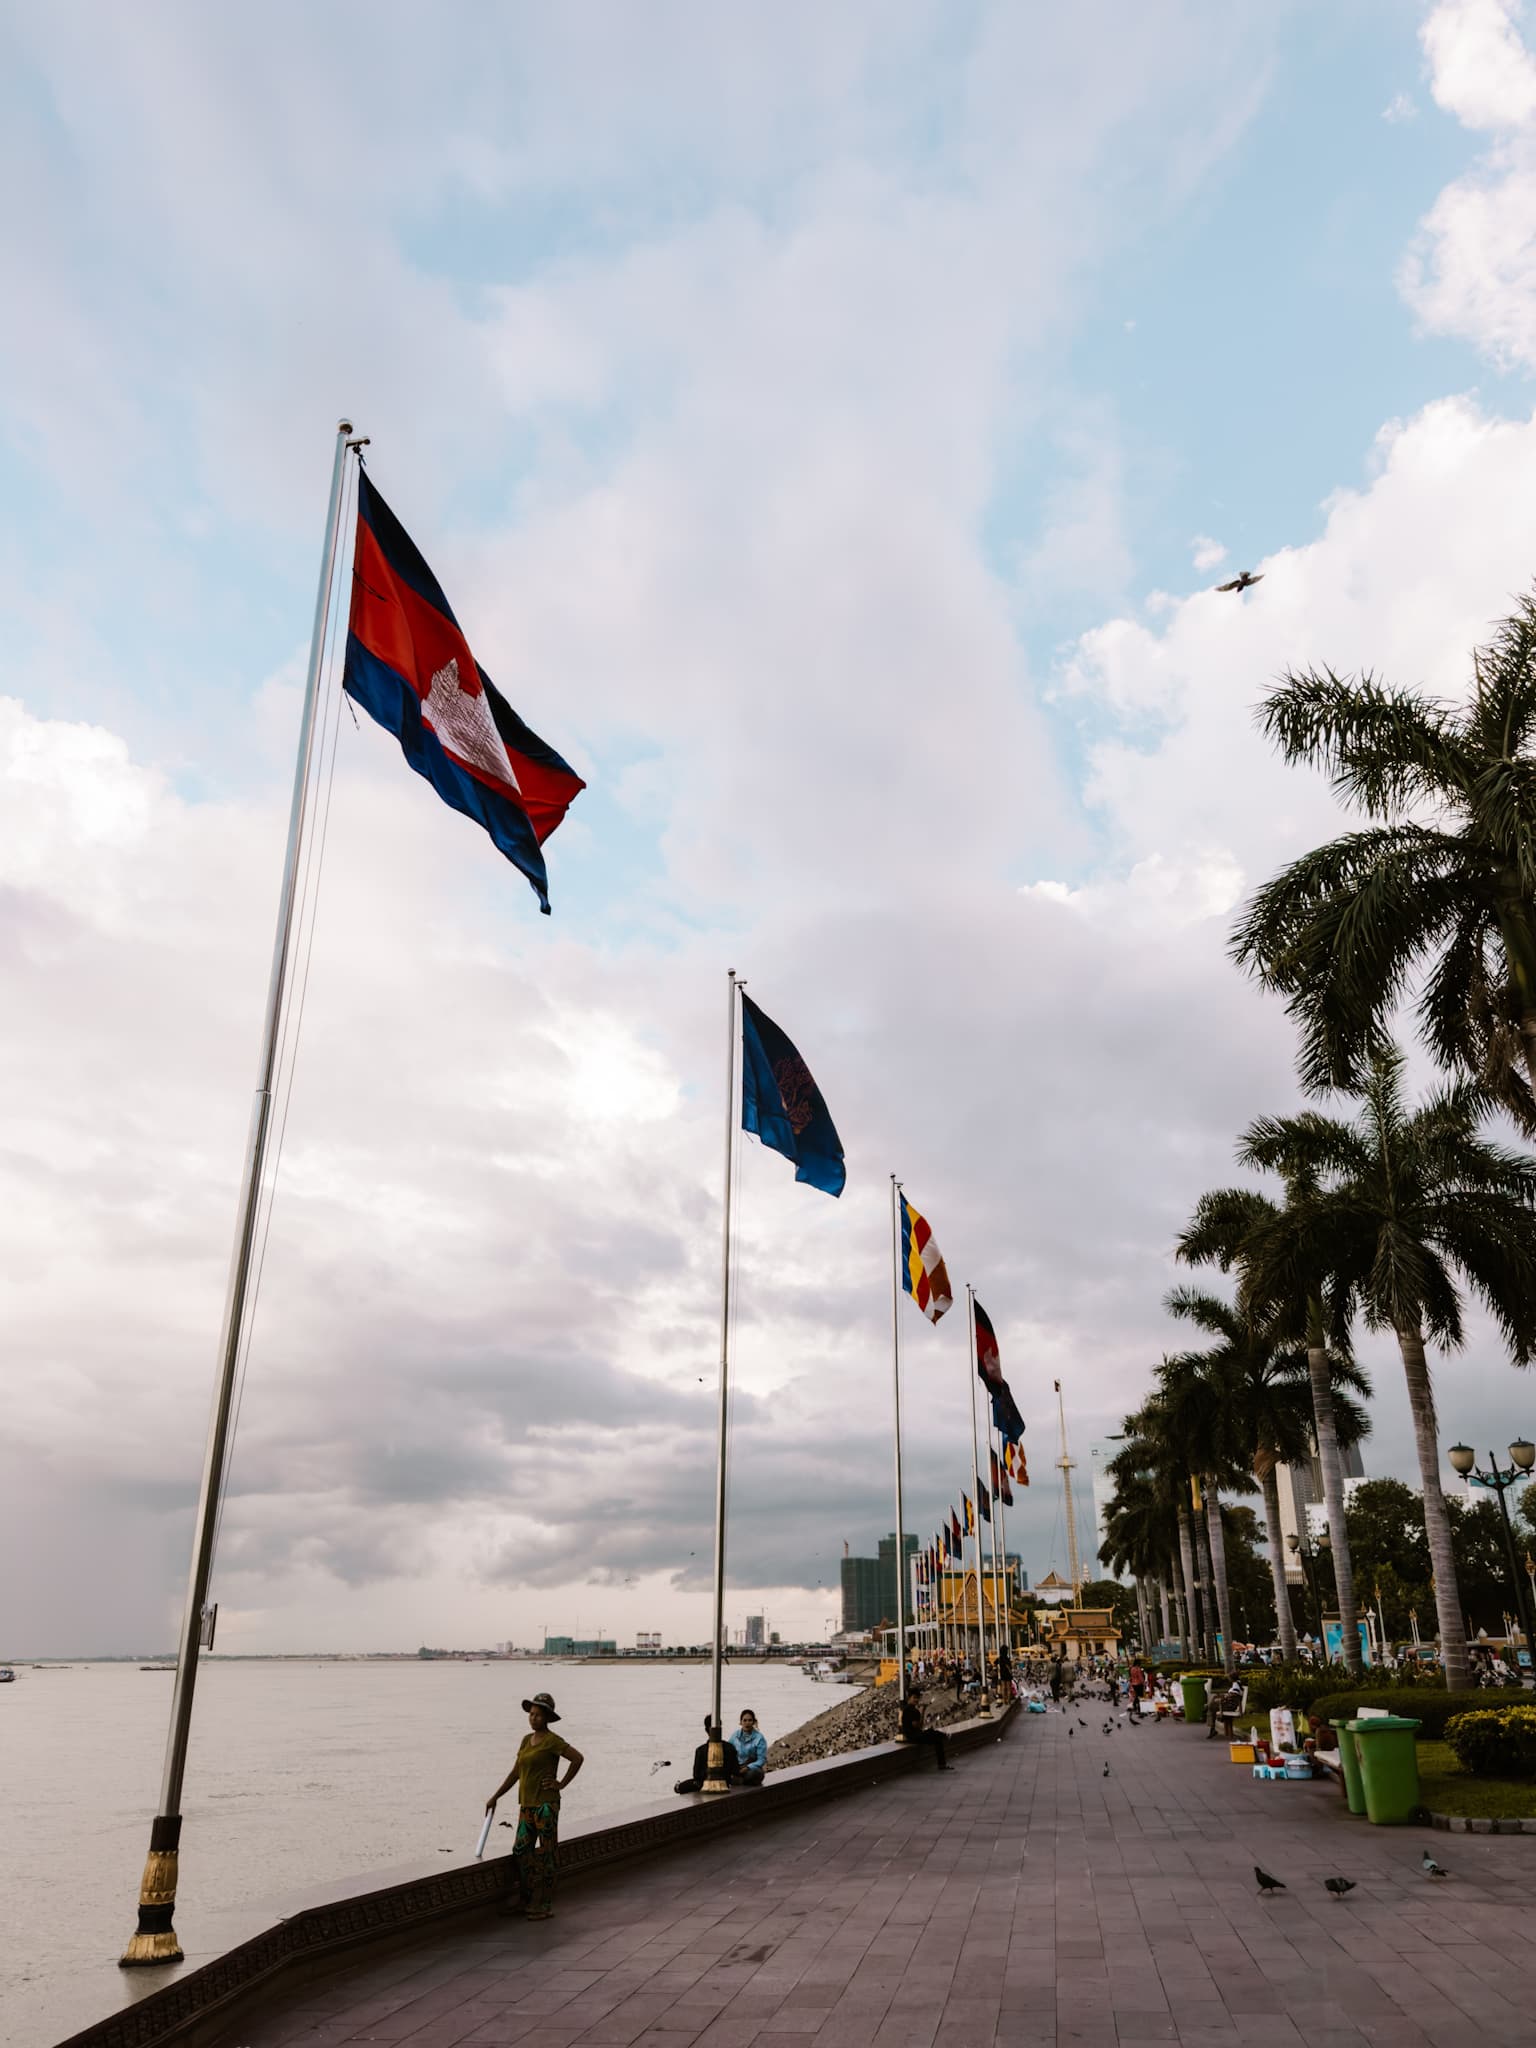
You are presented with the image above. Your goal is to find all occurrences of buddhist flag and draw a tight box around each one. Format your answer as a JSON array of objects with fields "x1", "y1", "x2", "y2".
[
  {"x1": 343, "y1": 472, "x2": 584, "y2": 913},
  {"x1": 900, "y1": 1196, "x2": 953, "y2": 1322},
  {"x1": 963, "y1": 1493, "x2": 975, "y2": 1535}
]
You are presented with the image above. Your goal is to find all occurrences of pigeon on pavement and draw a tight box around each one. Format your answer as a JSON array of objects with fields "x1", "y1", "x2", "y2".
[
  {"x1": 1254, "y1": 1868, "x2": 1285, "y2": 1895},
  {"x1": 1421, "y1": 1852, "x2": 1449, "y2": 1878},
  {"x1": 1323, "y1": 1878, "x2": 1356, "y2": 1899}
]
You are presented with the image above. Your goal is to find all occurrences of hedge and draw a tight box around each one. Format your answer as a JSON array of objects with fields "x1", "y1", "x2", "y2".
[
  {"x1": 1444, "y1": 1705, "x2": 1536, "y2": 1778},
  {"x1": 1308, "y1": 1688, "x2": 1487, "y2": 1739}
]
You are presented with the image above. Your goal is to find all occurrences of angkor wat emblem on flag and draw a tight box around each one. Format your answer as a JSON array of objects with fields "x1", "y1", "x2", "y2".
[{"x1": 773, "y1": 1056, "x2": 814, "y2": 1133}]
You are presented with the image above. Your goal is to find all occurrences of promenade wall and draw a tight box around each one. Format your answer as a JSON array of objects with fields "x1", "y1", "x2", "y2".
[{"x1": 55, "y1": 1703, "x2": 1016, "y2": 2048}]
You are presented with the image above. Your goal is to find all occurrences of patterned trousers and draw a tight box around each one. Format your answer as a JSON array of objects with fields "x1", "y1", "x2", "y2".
[{"x1": 511, "y1": 1800, "x2": 559, "y2": 1916}]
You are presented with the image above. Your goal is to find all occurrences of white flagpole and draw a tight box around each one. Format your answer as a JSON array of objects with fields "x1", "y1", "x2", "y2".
[
  {"x1": 965, "y1": 1286, "x2": 992, "y2": 1716},
  {"x1": 703, "y1": 970, "x2": 738, "y2": 1793},
  {"x1": 890, "y1": 1178, "x2": 910, "y2": 1716},
  {"x1": 121, "y1": 418, "x2": 361, "y2": 1968},
  {"x1": 997, "y1": 1454, "x2": 1011, "y2": 1665},
  {"x1": 999, "y1": 1433, "x2": 1011, "y2": 1671}
]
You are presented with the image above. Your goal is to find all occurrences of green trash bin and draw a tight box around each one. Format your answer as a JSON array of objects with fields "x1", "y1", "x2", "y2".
[
  {"x1": 1179, "y1": 1675, "x2": 1209, "y2": 1725},
  {"x1": 1337, "y1": 1721, "x2": 1367, "y2": 1815},
  {"x1": 1352, "y1": 1715, "x2": 1422, "y2": 1825}
]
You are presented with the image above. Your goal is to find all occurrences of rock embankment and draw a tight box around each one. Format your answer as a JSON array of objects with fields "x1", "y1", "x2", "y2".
[{"x1": 767, "y1": 1683, "x2": 978, "y2": 1768}]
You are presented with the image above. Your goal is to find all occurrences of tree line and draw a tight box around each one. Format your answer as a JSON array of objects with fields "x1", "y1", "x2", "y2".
[{"x1": 1101, "y1": 598, "x2": 1536, "y2": 1691}]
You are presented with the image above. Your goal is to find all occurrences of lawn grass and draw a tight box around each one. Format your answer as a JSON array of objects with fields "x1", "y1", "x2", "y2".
[
  {"x1": 1414, "y1": 1738, "x2": 1536, "y2": 1820},
  {"x1": 1226, "y1": 1719, "x2": 1536, "y2": 1816}
]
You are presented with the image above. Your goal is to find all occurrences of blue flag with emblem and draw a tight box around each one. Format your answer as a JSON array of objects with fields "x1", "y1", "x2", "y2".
[{"x1": 739, "y1": 992, "x2": 846, "y2": 1197}]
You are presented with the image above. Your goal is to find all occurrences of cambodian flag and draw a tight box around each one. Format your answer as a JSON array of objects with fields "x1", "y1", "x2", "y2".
[
  {"x1": 343, "y1": 472, "x2": 585, "y2": 912},
  {"x1": 974, "y1": 1298, "x2": 1026, "y2": 1445}
]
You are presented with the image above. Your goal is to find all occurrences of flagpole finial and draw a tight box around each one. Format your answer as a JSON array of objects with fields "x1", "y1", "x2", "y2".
[{"x1": 337, "y1": 418, "x2": 353, "y2": 434}]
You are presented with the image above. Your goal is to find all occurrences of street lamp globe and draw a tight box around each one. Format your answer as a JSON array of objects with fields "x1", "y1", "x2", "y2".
[
  {"x1": 1447, "y1": 1443, "x2": 1476, "y2": 1477},
  {"x1": 1317, "y1": 1528, "x2": 1332, "y2": 1553},
  {"x1": 1286, "y1": 1532, "x2": 1299, "y2": 1554},
  {"x1": 1510, "y1": 1438, "x2": 1535, "y2": 1474}
]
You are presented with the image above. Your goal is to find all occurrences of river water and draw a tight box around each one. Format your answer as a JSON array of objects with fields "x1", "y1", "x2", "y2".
[{"x1": 1, "y1": 1658, "x2": 849, "y2": 2048}]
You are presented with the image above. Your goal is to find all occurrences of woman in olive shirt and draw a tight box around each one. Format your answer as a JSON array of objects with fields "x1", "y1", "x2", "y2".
[{"x1": 486, "y1": 1692, "x2": 584, "y2": 1920}]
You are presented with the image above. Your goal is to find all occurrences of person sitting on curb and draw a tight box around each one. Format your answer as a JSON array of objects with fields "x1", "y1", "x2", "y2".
[
  {"x1": 732, "y1": 1708, "x2": 767, "y2": 1786},
  {"x1": 899, "y1": 1691, "x2": 952, "y2": 1769},
  {"x1": 673, "y1": 1715, "x2": 738, "y2": 1795}
]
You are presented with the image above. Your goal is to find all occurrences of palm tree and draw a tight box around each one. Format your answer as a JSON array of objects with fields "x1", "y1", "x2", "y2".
[
  {"x1": 1099, "y1": 1474, "x2": 1166, "y2": 1651},
  {"x1": 1232, "y1": 598, "x2": 1536, "y2": 1130},
  {"x1": 1150, "y1": 1351, "x2": 1247, "y2": 1672},
  {"x1": 1236, "y1": 1049, "x2": 1536, "y2": 1690},
  {"x1": 1161, "y1": 1284, "x2": 1370, "y2": 1669},
  {"x1": 1178, "y1": 1186, "x2": 1370, "y2": 1674},
  {"x1": 1107, "y1": 1424, "x2": 1193, "y2": 1659}
]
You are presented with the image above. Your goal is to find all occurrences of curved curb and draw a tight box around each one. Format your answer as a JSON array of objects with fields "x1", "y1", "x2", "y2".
[{"x1": 1426, "y1": 1808, "x2": 1536, "y2": 1832}]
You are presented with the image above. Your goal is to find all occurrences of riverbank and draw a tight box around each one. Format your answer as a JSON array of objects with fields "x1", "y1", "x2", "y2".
[{"x1": 767, "y1": 1678, "x2": 980, "y2": 1766}]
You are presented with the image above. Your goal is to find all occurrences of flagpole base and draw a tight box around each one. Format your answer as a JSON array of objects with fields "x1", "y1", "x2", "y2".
[
  {"x1": 120, "y1": 1817, "x2": 184, "y2": 1968},
  {"x1": 700, "y1": 1736, "x2": 733, "y2": 1795},
  {"x1": 976, "y1": 1689, "x2": 993, "y2": 1719}
]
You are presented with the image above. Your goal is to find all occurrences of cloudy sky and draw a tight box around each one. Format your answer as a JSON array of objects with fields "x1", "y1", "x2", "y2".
[{"x1": 7, "y1": 0, "x2": 1536, "y2": 1658}]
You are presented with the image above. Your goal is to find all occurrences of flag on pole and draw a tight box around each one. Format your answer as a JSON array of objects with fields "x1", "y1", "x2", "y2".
[
  {"x1": 973, "y1": 1298, "x2": 1026, "y2": 1444},
  {"x1": 1009, "y1": 1440, "x2": 1030, "y2": 1487},
  {"x1": 995, "y1": 1445, "x2": 1014, "y2": 1507},
  {"x1": 899, "y1": 1197, "x2": 953, "y2": 1322},
  {"x1": 738, "y1": 993, "x2": 846, "y2": 1196},
  {"x1": 977, "y1": 1478, "x2": 991, "y2": 1523},
  {"x1": 343, "y1": 473, "x2": 585, "y2": 913},
  {"x1": 949, "y1": 1510, "x2": 963, "y2": 1556},
  {"x1": 963, "y1": 1493, "x2": 975, "y2": 1535}
]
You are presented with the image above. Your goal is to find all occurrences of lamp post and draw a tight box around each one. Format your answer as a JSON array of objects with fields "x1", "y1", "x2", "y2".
[
  {"x1": 1448, "y1": 1439, "x2": 1536, "y2": 1677},
  {"x1": 1286, "y1": 1530, "x2": 1321, "y2": 1643}
]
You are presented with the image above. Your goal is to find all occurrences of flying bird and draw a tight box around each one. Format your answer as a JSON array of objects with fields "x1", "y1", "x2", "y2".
[
  {"x1": 1069, "y1": 1726, "x2": 1075, "y2": 1738},
  {"x1": 648, "y1": 1760, "x2": 673, "y2": 1775},
  {"x1": 1215, "y1": 570, "x2": 1264, "y2": 593},
  {"x1": 1254, "y1": 1867, "x2": 1285, "y2": 1895},
  {"x1": 1102, "y1": 1762, "x2": 1111, "y2": 1777},
  {"x1": 1422, "y1": 1852, "x2": 1449, "y2": 1878},
  {"x1": 1323, "y1": 1878, "x2": 1356, "y2": 1900},
  {"x1": 1078, "y1": 1717, "x2": 1087, "y2": 1727}
]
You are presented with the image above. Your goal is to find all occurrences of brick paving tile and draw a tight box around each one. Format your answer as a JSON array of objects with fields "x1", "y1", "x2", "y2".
[{"x1": 224, "y1": 1694, "x2": 1536, "y2": 2048}]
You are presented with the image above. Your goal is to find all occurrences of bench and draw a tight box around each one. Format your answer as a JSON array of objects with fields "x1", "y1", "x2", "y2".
[{"x1": 1205, "y1": 1679, "x2": 1250, "y2": 1739}]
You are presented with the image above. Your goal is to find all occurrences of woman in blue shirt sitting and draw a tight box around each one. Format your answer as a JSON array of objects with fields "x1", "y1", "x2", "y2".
[{"x1": 731, "y1": 1708, "x2": 767, "y2": 1786}]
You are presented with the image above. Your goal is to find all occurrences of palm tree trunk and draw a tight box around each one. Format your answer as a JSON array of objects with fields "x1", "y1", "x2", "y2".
[
  {"x1": 1134, "y1": 1576, "x2": 1151, "y2": 1651},
  {"x1": 1205, "y1": 1488, "x2": 1235, "y2": 1673},
  {"x1": 1397, "y1": 1323, "x2": 1471, "y2": 1691},
  {"x1": 1195, "y1": 1501, "x2": 1218, "y2": 1662},
  {"x1": 1175, "y1": 1507, "x2": 1198, "y2": 1662},
  {"x1": 1159, "y1": 1578, "x2": 1172, "y2": 1643},
  {"x1": 1306, "y1": 1330, "x2": 1364, "y2": 1676},
  {"x1": 1259, "y1": 1462, "x2": 1297, "y2": 1662}
]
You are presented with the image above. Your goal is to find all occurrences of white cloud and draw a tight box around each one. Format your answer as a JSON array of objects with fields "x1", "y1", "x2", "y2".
[
  {"x1": 1382, "y1": 92, "x2": 1419, "y2": 124},
  {"x1": 1422, "y1": 0, "x2": 1536, "y2": 129},
  {"x1": 1403, "y1": 2, "x2": 1536, "y2": 367},
  {"x1": 1190, "y1": 535, "x2": 1227, "y2": 572}
]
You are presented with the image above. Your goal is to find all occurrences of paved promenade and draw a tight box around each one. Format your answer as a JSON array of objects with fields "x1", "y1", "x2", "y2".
[{"x1": 235, "y1": 1704, "x2": 1536, "y2": 2048}]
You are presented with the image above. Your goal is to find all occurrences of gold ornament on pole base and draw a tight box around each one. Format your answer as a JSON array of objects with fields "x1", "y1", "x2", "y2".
[
  {"x1": 701, "y1": 1728, "x2": 733, "y2": 1795},
  {"x1": 120, "y1": 1816, "x2": 183, "y2": 1967}
]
